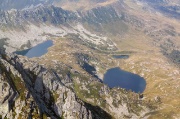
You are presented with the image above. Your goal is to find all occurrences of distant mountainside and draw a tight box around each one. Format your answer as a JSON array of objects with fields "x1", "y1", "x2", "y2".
[
  {"x1": 140, "y1": 0, "x2": 180, "y2": 18},
  {"x1": 0, "y1": 0, "x2": 52, "y2": 10},
  {"x1": 140, "y1": 0, "x2": 180, "y2": 4},
  {"x1": 0, "y1": 1, "x2": 126, "y2": 52},
  {"x1": 0, "y1": 0, "x2": 111, "y2": 11},
  {"x1": 0, "y1": 5, "x2": 76, "y2": 26},
  {"x1": 0, "y1": 0, "x2": 179, "y2": 69},
  {"x1": 1, "y1": 0, "x2": 180, "y2": 11}
]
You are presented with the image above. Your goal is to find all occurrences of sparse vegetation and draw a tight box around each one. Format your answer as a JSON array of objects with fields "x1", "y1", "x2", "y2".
[{"x1": 0, "y1": 0, "x2": 180, "y2": 118}]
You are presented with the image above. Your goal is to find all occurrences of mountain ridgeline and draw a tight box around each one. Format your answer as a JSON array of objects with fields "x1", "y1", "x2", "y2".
[
  {"x1": 0, "y1": 0, "x2": 53, "y2": 10},
  {"x1": 0, "y1": 6, "x2": 76, "y2": 26},
  {"x1": 0, "y1": 0, "x2": 180, "y2": 118},
  {"x1": 0, "y1": 0, "x2": 178, "y2": 65}
]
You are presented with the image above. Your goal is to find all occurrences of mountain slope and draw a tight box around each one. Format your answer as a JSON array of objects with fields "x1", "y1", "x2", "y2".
[
  {"x1": 139, "y1": 0, "x2": 180, "y2": 19},
  {"x1": 0, "y1": 0, "x2": 180, "y2": 118},
  {"x1": 0, "y1": 49, "x2": 158, "y2": 119},
  {"x1": 0, "y1": 0, "x2": 53, "y2": 10},
  {"x1": 0, "y1": 49, "x2": 112, "y2": 119}
]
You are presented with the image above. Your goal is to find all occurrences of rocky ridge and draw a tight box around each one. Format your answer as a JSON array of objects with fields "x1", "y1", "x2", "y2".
[
  {"x1": 0, "y1": 49, "x2": 158, "y2": 118},
  {"x1": 0, "y1": 49, "x2": 112, "y2": 119}
]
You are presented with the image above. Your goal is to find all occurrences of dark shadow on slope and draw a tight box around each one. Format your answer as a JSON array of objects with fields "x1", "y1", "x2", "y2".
[
  {"x1": 1, "y1": 51, "x2": 112, "y2": 119},
  {"x1": 75, "y1": 53, "x2": 102, "y2": 81},
  {"x1": 84, "y1": 102, "x2": 112, "y2": 119},
  {"x1": 1, "y1": 54, "x2": 61, "y2": 119},
  {"x1": 14, "y1": 48, "x2": 31, "y2": 56}
]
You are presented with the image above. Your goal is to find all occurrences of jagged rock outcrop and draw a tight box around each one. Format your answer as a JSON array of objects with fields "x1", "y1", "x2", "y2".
[
  {"x1": 0, "y1": 50, "x2": 112, "y2": 119},
  {"x1": 0, "y1": 5, "x2": 77, "y2": 27}
]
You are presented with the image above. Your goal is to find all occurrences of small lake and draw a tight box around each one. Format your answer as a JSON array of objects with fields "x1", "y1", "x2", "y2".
[
  {"x1": 112, "y1": 55, "x2": 129, "y2": 59},
  {"x1": 15, "y1": 40, "x2": 53, "y2": 58},
  {"x1": 103, "y1": 67, "x2": 146, "y2": 93}
]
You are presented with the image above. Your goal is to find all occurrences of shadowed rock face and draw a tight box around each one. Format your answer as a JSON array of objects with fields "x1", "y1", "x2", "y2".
[
  {"x1": 0, "y1": 50, "x2": 112, "y2": 119},
  {"x1": 0, "y1": 6, "x2": 77, "y2": 26}
]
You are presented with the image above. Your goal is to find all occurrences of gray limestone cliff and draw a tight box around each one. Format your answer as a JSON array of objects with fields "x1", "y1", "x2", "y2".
[{"x1": 0, "y1": 49, "x2": 112, "y2": 119}]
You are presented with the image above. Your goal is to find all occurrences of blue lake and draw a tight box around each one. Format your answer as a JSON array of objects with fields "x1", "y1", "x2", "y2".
[
  {"x1": 112, "y1": 55, "x2": 129, "y2": 59},
  {"x1": 15, "y1": 40, "x2": 53, "y2": 58},
  {"x1": 103, "y1": 67, "x2": 146, "y2": 93}
]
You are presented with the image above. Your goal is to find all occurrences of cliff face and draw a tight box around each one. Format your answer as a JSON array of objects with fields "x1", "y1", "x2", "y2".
[{"x1": 0, "y1": 50, "x2": 112, "y2": 119}]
